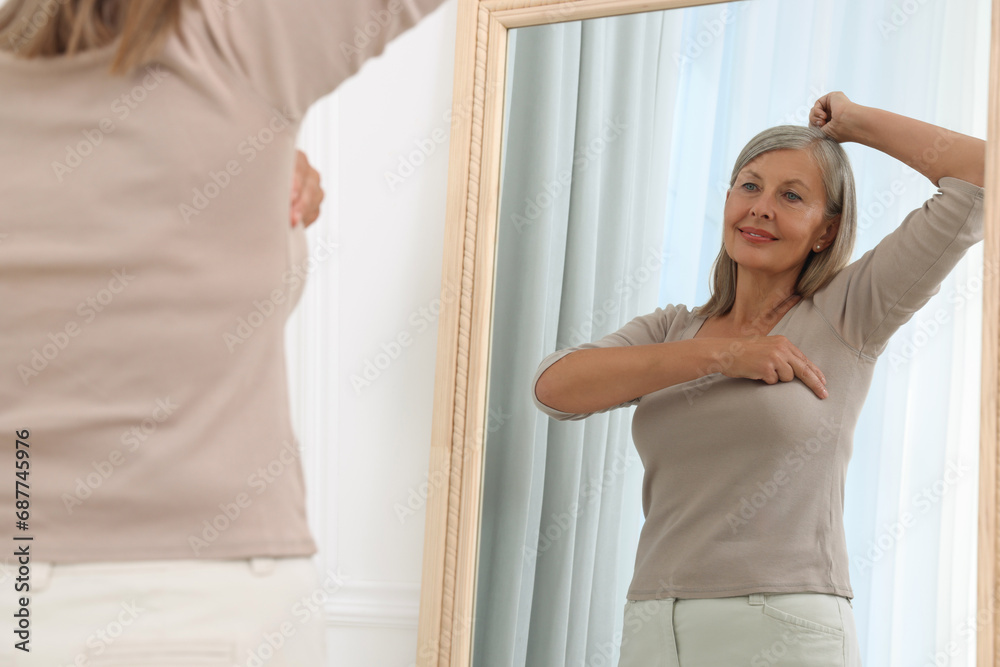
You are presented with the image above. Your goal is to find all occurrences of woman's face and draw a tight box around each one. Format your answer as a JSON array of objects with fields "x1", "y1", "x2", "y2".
[{"x1": 723, "y1": 148, "x2": 839, "y2": 280}]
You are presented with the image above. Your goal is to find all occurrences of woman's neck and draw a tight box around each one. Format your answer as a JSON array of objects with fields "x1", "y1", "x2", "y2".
[{"x1": 725, "y1": 268, "x2": 801, "y2": 335}]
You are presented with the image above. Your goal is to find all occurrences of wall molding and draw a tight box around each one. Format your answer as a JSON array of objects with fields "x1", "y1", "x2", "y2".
[{"x1": 326, "y1": 580, "x2": 422, "y2": 629}]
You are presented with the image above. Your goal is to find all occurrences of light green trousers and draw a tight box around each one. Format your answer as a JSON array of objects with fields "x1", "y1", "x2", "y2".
[{"x1": 618, "y1": 592, "x2": 861, "y2": 666}]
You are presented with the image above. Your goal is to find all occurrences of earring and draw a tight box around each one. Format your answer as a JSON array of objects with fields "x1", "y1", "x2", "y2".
[{"x1": 815, "y1": 244, "x2": 822, "y2": 251}]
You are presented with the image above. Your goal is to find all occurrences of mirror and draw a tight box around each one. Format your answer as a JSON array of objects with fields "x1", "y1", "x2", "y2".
[{"x1": 417, "y1": 1, "x2": 999, "y2": 666}]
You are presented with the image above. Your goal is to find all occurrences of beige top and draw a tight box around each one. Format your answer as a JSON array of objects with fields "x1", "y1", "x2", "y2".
[
  {"x1": 532, "y1": 177, "x2": 984, "y2": 599},
  {"x1": 0, "y1": 0, "x2": 442, "y2": 562}
]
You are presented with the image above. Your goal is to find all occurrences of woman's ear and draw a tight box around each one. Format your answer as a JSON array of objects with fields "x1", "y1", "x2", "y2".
[{"x1": 817, "y1": 214, "x2": 841, "y2": 249}]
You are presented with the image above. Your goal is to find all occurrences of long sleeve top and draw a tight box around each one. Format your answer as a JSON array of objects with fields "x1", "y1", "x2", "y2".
[
  {"x1": 0, "y1": 0, "x2": 444, "y2": 562},
  {"x1": 531, "y1": 177, "x2": 984, "y2": 599}
]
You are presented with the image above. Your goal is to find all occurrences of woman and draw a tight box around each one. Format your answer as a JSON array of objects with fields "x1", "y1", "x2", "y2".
[
  {"x1": 532, "y1": 92, "x2": 985, "y2": 666},
  {"x1": 0, "y1": 0, "x2": 441, "y2": 664}
]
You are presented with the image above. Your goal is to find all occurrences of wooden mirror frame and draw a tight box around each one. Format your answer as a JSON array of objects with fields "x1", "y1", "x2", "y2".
[{"x1": 416, "y1": 1, "x2": 1000, "y2": 665}]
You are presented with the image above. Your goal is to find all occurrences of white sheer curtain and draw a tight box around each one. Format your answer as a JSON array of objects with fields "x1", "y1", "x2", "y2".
[
  {"x1": 657, "y1": 2, "x2": 987, "y2": 665},
  {"x1": 473, "y1": 1, "x2": 988, "y2": 666}
]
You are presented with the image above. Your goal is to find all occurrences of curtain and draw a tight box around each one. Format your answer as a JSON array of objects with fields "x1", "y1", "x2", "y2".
[
  {"x1": 470, "y1": 0, "x2": 989, "y2": 666},
  {"x1": 473, "y1": 13, "x2": 680, "y2": 667}
]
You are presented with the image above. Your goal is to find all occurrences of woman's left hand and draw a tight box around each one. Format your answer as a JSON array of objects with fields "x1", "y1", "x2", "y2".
[
  {"x1": 290, "y1": 150, "x2": 325, "y2": 228},
  {"x1": 809, "y1": 91, "x2": 860, "y2": 144}
]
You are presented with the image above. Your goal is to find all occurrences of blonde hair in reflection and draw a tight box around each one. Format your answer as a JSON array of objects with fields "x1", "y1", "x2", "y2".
[{"x1": 697, "y1": 125, "x2": 857, "y2": 319}]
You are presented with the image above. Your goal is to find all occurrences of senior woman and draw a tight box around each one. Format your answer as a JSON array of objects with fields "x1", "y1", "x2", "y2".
[{"x1": 532, "y1": 91, "x2": 985, "y2": 666}]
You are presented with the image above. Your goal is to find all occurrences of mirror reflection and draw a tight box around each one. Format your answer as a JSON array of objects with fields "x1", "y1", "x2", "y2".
[{"x1": 475, "y1": 1, "x2": 989, "y2": 665}]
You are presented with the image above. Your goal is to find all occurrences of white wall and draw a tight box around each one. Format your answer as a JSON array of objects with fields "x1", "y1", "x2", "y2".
[{"x1": 286, "y1": 1, "x2": 459, "y2": 664}]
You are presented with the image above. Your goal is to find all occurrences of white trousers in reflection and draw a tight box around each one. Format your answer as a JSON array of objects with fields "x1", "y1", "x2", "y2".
[
  {"x1": 618, "y1": 592, "x2": 862, "y2": 667},
  {"x1": 0, "y1": 557, "x2": 327, "y2": 666}
]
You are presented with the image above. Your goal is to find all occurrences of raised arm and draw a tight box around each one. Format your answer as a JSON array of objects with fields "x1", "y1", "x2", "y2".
[
  {"x1": 810, "y1": 91, "x2": 985, "y2": 187},
  {"x1": 197, "y1": 0, "x2": 448, "y2": 122},
  {"x1": 808, "y1": 92, "x2": 986, "y2": 356}
]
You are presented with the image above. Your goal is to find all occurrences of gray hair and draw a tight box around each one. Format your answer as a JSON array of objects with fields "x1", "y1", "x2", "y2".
[{"x1": 698, "y1": 125, "x2": 857, "y2": 318}]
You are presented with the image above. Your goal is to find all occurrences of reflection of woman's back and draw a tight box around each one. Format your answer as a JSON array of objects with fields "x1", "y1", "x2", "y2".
[
  {"x1": 532, "y1": 99, "x2": 984, "y2": 666},
  {"x1": 0, "y1": 0, "x2": 441, "y2": 662}
]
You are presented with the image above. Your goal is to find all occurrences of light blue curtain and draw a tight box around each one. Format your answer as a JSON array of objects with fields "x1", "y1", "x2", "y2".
[
  {"x1": 479, "y1": 1, "x2": 988, "y2": 666},
  {"x1": 474, "y1": 13, "x2": 680, "y2": 667}
]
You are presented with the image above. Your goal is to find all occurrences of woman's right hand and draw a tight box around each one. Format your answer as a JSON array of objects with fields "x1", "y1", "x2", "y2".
[
  {"x1": 713, "y1": 335, "x2": 828, "y2": 399},
  {"x1": 813, "y1": 91, "x2": 985, "y2": 187}
]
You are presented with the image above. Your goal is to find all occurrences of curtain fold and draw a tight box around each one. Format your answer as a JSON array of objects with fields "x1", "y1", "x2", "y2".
[
  {"x1": 475, "y1": 12, "x2": 677, "y2": 667},
  {"x1": 476, "y1": 22, "x2": 582, "y2": 666}
]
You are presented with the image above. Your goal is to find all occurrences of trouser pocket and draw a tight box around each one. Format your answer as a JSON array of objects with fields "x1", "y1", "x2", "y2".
[{"x1": 760, "y1": 593, "x2": 845, "y2": 637}]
